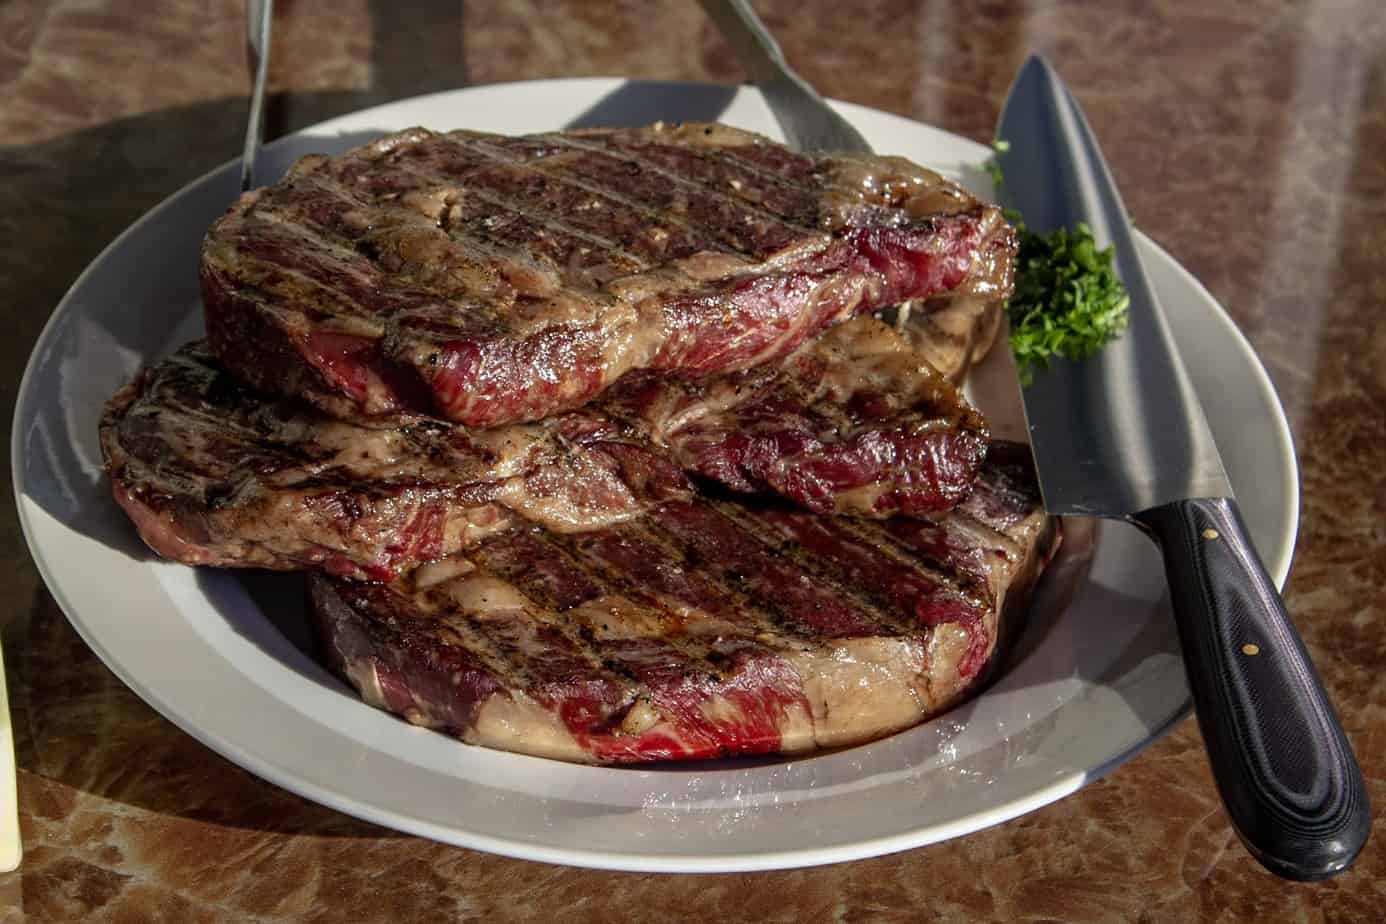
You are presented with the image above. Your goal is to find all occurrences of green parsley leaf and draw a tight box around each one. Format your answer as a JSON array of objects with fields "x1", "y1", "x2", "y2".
[
  {"x1": 986, "y1": 141, "x2": 1130, "y2": 385},
  {"x1": 984, "y1": 138, "x2": 1009, "y2": 190},
  {"x1": 1008, "y1": 221, "x2": 1130, "y2": 384}
]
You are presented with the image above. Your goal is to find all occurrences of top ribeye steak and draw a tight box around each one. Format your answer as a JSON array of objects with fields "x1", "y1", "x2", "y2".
[{"x1": 201, "y1": 122, "x2": 1014, "y2": 427}]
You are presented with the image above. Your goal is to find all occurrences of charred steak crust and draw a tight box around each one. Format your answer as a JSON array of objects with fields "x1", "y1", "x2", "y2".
[
  {"x1": 99, "y1": 343, "x2": 690, "y2": 581},
  {"x1": 201, "y1": 122, "x2": 1015, "y2": 427},
  {"x1": 310, "y1": 443, "x2": 1060, "y2": 764},
  {"x1": 102, "y1": 320, "x2": 989, "y2": 578},
  {"x1": 609, "y1": 316, "x2": 989, "y2": 518}
]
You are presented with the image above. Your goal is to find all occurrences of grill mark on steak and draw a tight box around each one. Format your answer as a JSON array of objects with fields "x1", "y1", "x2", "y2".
[
  {"x1": 524, "y1": 133, "x2": 824, "y2": 250},
  {"x1": 443, "y1": 533, "x2": 654, "y2": 698},
  {"x1": 715, "y1": 500, "x2": 987, "y2": 635},
  {"x1": 260, "y1": 173, "x2": 518, "y2": 321},
  {"x1": 730, "y1": 506, "x2": 997, "y2": 677},
  {"x1": 441, "y1": 599, "x2": 620, "y2": 701},
  {"x1": 496, "y1": 531, "x2": 747, "y2": 688},
  {"x1": 311, "y1": 580, "x2": 509, "y2": 732},
  {"x1": 231, "y1": 190, "x2": 518, "y2": 352},
  {"x1": 330, "y1": 132, "x2": 636, "y2": 275},
  {"x1": 702, "y1": 132, "x2": 819, "y2": 181},
  {"x1": 311, "y1": 444, "x2": 1060, "y2": 764},
  {"x1": 468, "y1": 529, "x2": 602, "y2": 611},
  {"x1": 474, "y1": 528, "x2": 738, "y2": 687},
  {"x1": 565, "y1": 524, "x2": 756, "y2": 624},
  {"x1": 203, "y1": 123, "x2": 1013, "y2": 426},
  {"x1": 355, "y1": 575, "x2": 634, "y2": 722},
  {"x1": 568, "y1": 516, "x2": 831, "y2": 648},
  {"x1": 322, "y1": 132, "x2": 758, "y2": 295},
  {"x1": 873, "y1": 514, "x2": 1008, "y2": 600},
  {"x1": 674, "y1": 144, "x2": 828, "y2": 215},
  {"x1": 443, "y1": 135, "x2": 738, "y2": 263},
  {"x1": 572, "y1": 128, "x2": 978, "y2": 236},
  {"x1": 553, "y1": 128, "x2": 826, "y2": 218},
  {"x1": 381, "y1": 160, "x2": 650, "y2": 273},
  {"x1": 226, "y1": 215, "x2": 408, "y2": 324},
  {"x1": 249, "y1": 206, "x2": 393, "y2": 282},
  {"x1": 650, "y1": 500, "x2": 888, "y2": 639},
  {"x1": 419, "y1": 529, "x2": 780, "y2": 737},
  {"x1": 509, "y1": 131, "x2": 819, "y2": 226},
  {"x1": 510, "y1": 509, "x2": 802, "y2": 647}
]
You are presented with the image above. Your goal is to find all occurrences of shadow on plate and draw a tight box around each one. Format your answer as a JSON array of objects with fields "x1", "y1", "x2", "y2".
[{"x1": 564, "y1": 80, "x2": 739, "y2": 130}]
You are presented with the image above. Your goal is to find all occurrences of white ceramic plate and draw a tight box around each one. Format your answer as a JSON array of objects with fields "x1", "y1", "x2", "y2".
[{"x1": 14, "y1": 79, "x2": 1298, "y2": 872}]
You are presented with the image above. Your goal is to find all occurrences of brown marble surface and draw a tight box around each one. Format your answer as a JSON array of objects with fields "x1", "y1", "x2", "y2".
[{"x1": 2, "y1": 0, "x2": 1383, "y2": 920}]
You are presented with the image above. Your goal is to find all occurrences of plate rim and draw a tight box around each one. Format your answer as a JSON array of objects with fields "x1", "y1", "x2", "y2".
[{"x1": 12, "y1": 77, "x2": 1299, "y2": 872}]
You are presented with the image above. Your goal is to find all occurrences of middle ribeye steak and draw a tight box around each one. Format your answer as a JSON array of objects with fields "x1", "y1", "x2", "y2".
[
  {"x1": 99, "y1": 342, "x2": 689, "y2": 582},
  {"x1": 311, "y1": 443, "x2": 1060, "y2": 764},
  {"x1": 100, "y1": 318, "x2": 986, "y2": 580},
  {"x1": 615, "y1": 316, "x2": 987, "y2": 517},
  {"x1": 201, "y1": 122, "x2": 1014, "y2": 427}
]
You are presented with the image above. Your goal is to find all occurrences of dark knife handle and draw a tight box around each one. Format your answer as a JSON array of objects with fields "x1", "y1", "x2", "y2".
[{"x1": 1134, "y1": 497, "x2": 1369, "y2": 880}]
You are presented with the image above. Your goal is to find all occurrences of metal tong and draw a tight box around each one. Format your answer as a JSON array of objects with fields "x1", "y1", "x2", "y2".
[
  {"x1": 240, "y1": 0, "x2": 274, "y2": 191},
  {"x1": 696, "y1": 0, "x2": 871, "y2": 154}
]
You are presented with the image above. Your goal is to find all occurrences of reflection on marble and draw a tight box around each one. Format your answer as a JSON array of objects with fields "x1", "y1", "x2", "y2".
[{"x1": 1, "y1": 0, "x2": 1383, "y2": 920}]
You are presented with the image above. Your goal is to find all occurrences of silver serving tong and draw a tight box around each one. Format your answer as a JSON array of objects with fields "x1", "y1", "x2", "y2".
[
  {"x1": 696, "y1": 0, "x2": 871, "y2": 154},
  {"x1": 240, "y1": 0, "x2": 274, "y2": 191}
]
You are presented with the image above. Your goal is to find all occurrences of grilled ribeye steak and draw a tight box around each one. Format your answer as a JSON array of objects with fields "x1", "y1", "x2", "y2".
[
  {"x1": 613, "y1": 316, "x2": 987, "y2": 517},
  {"x1": 311, "y1": 443, "x2": 1059, "y2": 764},
  {"x1": 907, "y1": 291, "x2": 1007, "y2": 385},
  {"x1": 102, "y1": 320, "x2": 987, "y2": 579},
  {"x1": 202, "y1": 122, "x2": 1015, "y2": 427},
  {"x1": 100, "y1": 343, "x2": 690, "y2": 581}
]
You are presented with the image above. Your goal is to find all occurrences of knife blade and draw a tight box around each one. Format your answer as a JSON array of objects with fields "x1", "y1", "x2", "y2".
[{"x1": 996, "y1": 54, "x2": 1368, "y2": 880}]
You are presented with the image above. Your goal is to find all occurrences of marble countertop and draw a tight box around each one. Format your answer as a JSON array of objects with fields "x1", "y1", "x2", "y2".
[{"x1": 2, "y1": 1, "x2": 1382, "y2": 920}]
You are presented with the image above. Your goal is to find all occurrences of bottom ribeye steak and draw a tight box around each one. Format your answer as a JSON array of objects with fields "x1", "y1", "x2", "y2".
[{"x1": 310, "y1": 443, "x2": 1060, "y2": 764}]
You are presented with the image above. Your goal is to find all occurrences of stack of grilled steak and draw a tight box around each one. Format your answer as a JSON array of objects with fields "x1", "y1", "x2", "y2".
[{"x1": 101, "y1": 122, "x2": 1058, "y2": 764}]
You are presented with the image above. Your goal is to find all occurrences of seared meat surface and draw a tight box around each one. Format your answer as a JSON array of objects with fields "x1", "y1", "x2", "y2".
[
  {"x1": 101, "y1": 319, "x2": 987, "y2": 578},
  {"x1": 99, "y1": 343, "x2": 690, "y2": 580},
  {"x1": 202, "y1": 122, "x2": 1014, "y2": 427},
  {"x1": 613, "y1": 316, "x2": 988, "y2": 517},
  {"x1": 311, "y1": 443, "x2": 1059, "y2": 764}
]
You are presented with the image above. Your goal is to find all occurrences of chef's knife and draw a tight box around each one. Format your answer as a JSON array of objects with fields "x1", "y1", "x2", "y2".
[{"x1": 995, "y1": 55, "x2": 1368, "y2": 880}]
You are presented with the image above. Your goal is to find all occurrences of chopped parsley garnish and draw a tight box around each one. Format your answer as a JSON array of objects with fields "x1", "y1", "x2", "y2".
[
  {"x1": 984, "y1": 138, "x2": 1010, "y2": 190},
  {"x1": 987, "y1": 140, "x2": 1129, "y2": 385}
]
